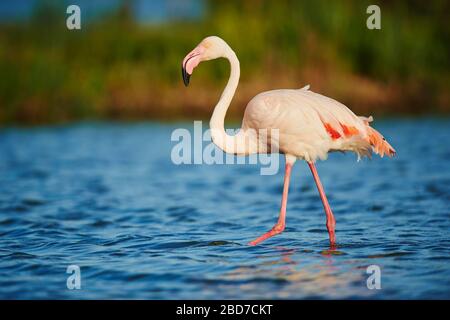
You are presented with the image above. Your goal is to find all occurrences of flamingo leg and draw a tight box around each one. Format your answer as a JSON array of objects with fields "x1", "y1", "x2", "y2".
[
  {"x1": 308, "y1": 162, "x2": 336, "y2": 246},
  {"x1": 248, "y1": 162, "x2": 292, "y2": 246}
]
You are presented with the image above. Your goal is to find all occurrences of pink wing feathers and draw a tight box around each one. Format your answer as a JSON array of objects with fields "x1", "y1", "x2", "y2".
[
  {"x1": 297, "y1": 87, "x2": 396, "y2": 158},
  {"x1": 242, "y1": 85, "x2": 396, "y2": 161}
]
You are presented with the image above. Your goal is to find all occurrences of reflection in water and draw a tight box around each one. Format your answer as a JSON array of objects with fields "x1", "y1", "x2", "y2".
[{"x1": 222, "y1": 245, "x2": 373, "y2": 299}]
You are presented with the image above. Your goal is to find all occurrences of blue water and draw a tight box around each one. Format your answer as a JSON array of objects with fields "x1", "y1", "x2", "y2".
[{"x1": 0, "y1": 119, "x2": 449, "y2": 299}]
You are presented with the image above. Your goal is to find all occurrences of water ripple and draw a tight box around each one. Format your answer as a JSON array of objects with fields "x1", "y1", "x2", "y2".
[{"x1": 0, "y1": 120, "x2": 449, "y2": 299}]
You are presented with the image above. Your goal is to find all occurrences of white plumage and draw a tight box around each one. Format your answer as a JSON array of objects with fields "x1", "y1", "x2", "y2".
[{"x1": 241, "y1": 84, "x2": 388, "y2": 162}]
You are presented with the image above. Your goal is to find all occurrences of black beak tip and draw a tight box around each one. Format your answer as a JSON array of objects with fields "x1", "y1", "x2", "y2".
[{"x1": 181, "y1": 66, "x2": 190, "y2": 87}]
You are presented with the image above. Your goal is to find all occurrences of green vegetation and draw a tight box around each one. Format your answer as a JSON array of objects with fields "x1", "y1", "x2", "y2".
[{"x1": 0, "y1": 0, "x2": 449, "y2": 125}]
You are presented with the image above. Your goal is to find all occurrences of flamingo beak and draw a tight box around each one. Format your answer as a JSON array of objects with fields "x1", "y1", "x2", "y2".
[
  {"x1": 181, "y1": 66, "x2": 190, "y2": 87},
  {"x1": 181, "y1": 47, "x2": 204, "y2": 87}
]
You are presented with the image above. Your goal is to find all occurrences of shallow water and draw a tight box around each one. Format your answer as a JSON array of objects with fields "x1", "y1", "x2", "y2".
[{"x1": 0, "y1": 119, "x2": 449, "y2": 299}]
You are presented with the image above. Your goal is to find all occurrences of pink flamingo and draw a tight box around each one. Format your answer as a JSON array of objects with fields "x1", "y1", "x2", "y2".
[{"x1": 182, "y1": 36, "x2": 395, "y2": 246}]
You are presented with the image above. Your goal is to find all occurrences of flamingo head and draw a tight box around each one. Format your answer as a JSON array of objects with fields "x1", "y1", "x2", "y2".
[{"x1": 181, "y1": 36, "x2": 228, "y2": 86}]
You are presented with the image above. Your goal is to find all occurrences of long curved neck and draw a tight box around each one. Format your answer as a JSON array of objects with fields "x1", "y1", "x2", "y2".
[
  {"x1": 209, "y1": 48, "x2": 254, "y2": 155},
  {"x1": 210, "y1": 49, "x2": 240, "y2": 131}
]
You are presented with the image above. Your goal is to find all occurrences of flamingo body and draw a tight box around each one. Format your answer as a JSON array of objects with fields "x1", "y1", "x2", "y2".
[
  {"x1": 181, "y1": 36, "x2": 395, "y2": 246},
  {"x1": 242, "y1": 86, "x2": 394, "y2": 162}
]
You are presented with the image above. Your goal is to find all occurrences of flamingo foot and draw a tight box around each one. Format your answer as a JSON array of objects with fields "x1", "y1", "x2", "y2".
[
  {"x1": 328, "y1": 230, "x2": 336, "y2": 247},
  {"x1": 308, "y1": 162, "x2": 337, "y2": 247},
  {"x1": 248, "y1": 222, "x2": 285, "y2": 246},
  {"x1": 327, "y1": 216, "x2": 336, "y2": 246},
  {"x1": 248, "y1": 160, "x2": 292, "y2": 246}
]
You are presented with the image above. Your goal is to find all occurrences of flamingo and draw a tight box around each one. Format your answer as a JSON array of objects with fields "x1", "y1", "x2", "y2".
[{"x1": 181, "y1": 36, "x2": 395, "y2": 246}]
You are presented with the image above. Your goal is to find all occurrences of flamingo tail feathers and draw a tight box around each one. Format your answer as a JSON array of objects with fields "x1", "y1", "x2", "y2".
[{"x1": 366, "y1": 126, "x2": 396, "y2": 158}]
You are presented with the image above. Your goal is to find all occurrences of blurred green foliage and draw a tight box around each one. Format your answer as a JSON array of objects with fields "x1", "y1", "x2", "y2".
[{"x1": 0, "y1": 0, "x2": 449, "y2": 124}]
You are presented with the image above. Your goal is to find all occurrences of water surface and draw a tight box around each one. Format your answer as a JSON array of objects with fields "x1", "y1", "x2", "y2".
[{"x1": 0, "y1": 119, "x2": 449, "y2": 299}]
